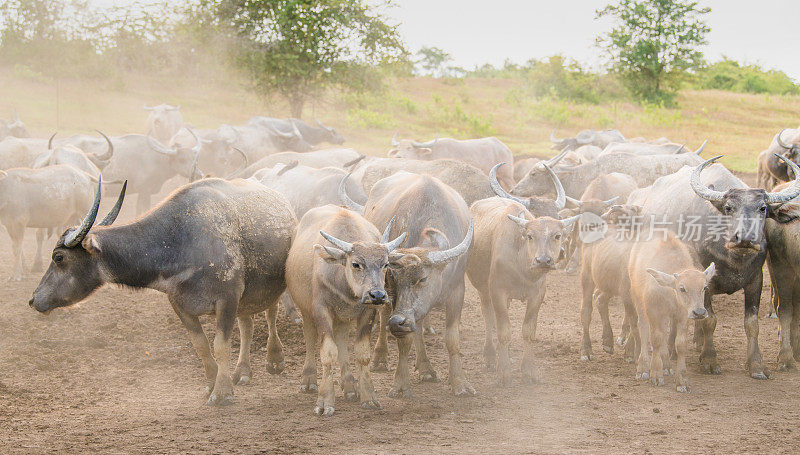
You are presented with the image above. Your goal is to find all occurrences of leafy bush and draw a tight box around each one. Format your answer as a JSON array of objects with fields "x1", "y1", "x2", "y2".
[{"x1": 693, "y1": 59, "x2": 800, "y2": 95}]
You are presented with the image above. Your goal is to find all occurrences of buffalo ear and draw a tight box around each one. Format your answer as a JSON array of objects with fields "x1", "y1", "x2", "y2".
[
  {"x1": 418, "y1": 147, "x2": 433, "y2": 157},
  {"x1": 82, "y1": 234, "x2": 101, "y2": 255},
  {"x1": 647, "y1": 268, "x2": 676, "y2": 288},
  {"x1": 388, "y1": 252, "x2": 420, "y2": 269},
  {"x1": 314, "y1": 244, "x2": 346, "y2": 264},
  {"x1": 769, "y1": 202, "x2": 800, "y2": 223}
]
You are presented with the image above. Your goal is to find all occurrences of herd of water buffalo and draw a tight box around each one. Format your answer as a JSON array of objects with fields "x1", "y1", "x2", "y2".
[{"x1": 4, "y1": 105, "x2": 800, "y2": 416}]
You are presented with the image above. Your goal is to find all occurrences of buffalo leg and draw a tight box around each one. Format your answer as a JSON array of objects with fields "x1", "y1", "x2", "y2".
[
  {"x1": 648, "y1": 315, "x2": 665, "y2": 387},
  {"x1": 232, "y1": 315, "x2": 254, "y2": 385},
  {"x1": 389, "y1": 335, "x2": 413, "y2": 399},
  {"x1": 31, "y1": 228, "x2": 45, "y2": 272},
  {"x1": 491, "y1": 286, "x2": 512, "y2": 385},
  {"x1": 370, "y1": 304, "x2": 390, "y2": 372},
  {"x1": 792, "y1": 278, "x2": 800, "y2": 361},
  {"x1": 477, "y1": 288, "x2": 497, "y2": 371},
  {"x1": 207, "y1": 299, "x2": 236, "y2": 406},
  {"x1": 621, "y1": 294, "x2": 639, "y2": 364},
  {"x1": 579, "y1": 267, "x2": 595, "y2": 361},
  {"x1": 170, "y1": 299, "x2": 218, "y2": 396},
  {"x1": 355, "y1": 309, "x2": 380, "y2": 409},
  {"x1": 265, "y1": 304, "x2": 285, "y2": 374},
  {"x1": 446, "y1": 281, "x2": 474, "y2": 395},
  {"x1": 299, "y1": 308, "x2": 318, "y2": 393},
  {"x1": 334, "y1": 319, "x2": 357, "y2": 401},
  {"x1": 596, "y1": 291, "x2": 614, "y2": 355},
  {"x1": 744, "y1": 275, "x2": 771, "y2": 379},
  {"x1": 674, "y1": 315, "x2": 690, "y2": 393},
  {"x1": 314, "y1": 307, "x2": 337, "y2": 416},
  {"x1": 7, "y1": 224, "x2": 25, "y2": 281},
  {"x1": 521, "y1": 282, "x2": 546, "y2": 384},
  {"x1": 698, "y1": 292, "x2": 721, "y2": 375},
  {"x1": 413, "y1": 323, "x2": 438, "y2": 382},
  {"x1": 774, "y1": 266, "x2": 797, "y2": 370},
  {"x1": 280, "y1": 292, "x2": 302, "y2": 324},
  {"x1": 634, "y1": 296, "x2": 651, "y2": 380}
]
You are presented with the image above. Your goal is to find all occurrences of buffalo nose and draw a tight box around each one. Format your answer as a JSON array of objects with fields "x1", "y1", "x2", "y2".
[
  {"x1": 367, "y1": 289, "x2": 387, "y2": 304},
  {"x1": 535, "y1": 256, "x2": 554, "y2": 267},
  {"x1": 388, "y1": 314, "x2": 416, "y2": 336},
  {"x1": 691, "y1": 308, "x2": 708, "y2": 319}
]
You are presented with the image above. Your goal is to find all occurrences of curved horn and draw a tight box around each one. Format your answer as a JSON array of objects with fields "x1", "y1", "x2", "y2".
[
  {"x1": 167, "y1": 104, "x2": 180, "y2": 111},
  {"x1": 691, "y1": 155, "x2": 726, "y2": 202},
  {"x1": 291, "y1": 120, "x2": 302, "y2": 138},
  {"x1": 391, "y1": 132, "x2": 400, "y2": 147},
  {"x1": 560, "y1": 214, "x2": 582, "y2": 228},
  {"x1": 224, "y1": 148, "x2": 249, "y2": 179},
  {"x1": 265, "y1": 123, "x2": 294, "y2": 139},
  {"x1": 146, "y1": 130, "x2": 176, "y2": 155},
  {"x1": 185, "y1": 127, "x2": 203, "y2": 154},
  {"x1": 320, "y1": 230, "x2": 354, "y2": 253},
  {"x1": 427, "y1": 219, "x2": 473, "y2": 264},
  {"x1": 47, "y1": 132, "x2": 56, "y2": 150},
  {"x1": 412, "y1": 133, "x2": 438, "y2": 148},
  {"x1": 97, "y1": 180, "x2": 127, "y2": 226},
  {"x1": 565, "y1": 195, "x2": 583, "y2": 208},
  {"x1": 276, "y1": 159, "x2": 298, "y2": 176},
  {"x1": 316, "y1": 119, "x2": 334, "y2": 132},
  {"x1": 489, "y1": 163, "x2": 530, "y2": 208},
  {"x1": 776, "y1": 129, "x2": 792, "y2": 150},
  {"x1": 339, "y1": 172, "x2": 365, "y2": 213},
  {"x1": 550, "y1": 129, "x2": 562, "y2": 143},
  {"x1": 343, "y1": 154, "x2": 366, "y2": 170},
  {"x1": 542, "y1": 163, "x2": 566, "y2": 210},
  {"x1": 381, "y1": 216, "x2": 407, "y2": 251},
  {"x1": 673, "y1": 143, "x2": 686, "y2": 154},
  {"x1": 545, "y1": 148, "x2": 570, "y2": 167},
  {"x1": 93, "y1": 130, "x2": 114, "y2": 161},
  {"x1": 507, "y1": 211, "x2": 529, "y2": 228},
  {"x1": 766, "y1": 154, "x2": 800, "y2": 203},
  {"x1": 64, "y1": 177, "x2": 102, "y2": 247},
  {"x1": 576, "y1": 130, "x2": 596, "y2": 145},
  {"x1": 143, "y1": 104, "x2": 154, "y2": 110},
  {"x1": 603, "y1": 196, "x2": 620, "y2": 206},
  {"x1": 695, "y1": 139, "x2": 708, "y2": 155}
]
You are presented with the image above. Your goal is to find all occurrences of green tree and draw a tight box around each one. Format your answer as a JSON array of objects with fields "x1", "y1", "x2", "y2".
[
  {"x1": 416, "y1": 46, "x2": 451, "y2": 77},
  {"x1": 596, "y1": 0, "x2": 710, "y2": 104},
  {"x1": 198, "y1": 0, "x2": 406, "y2": 118}
]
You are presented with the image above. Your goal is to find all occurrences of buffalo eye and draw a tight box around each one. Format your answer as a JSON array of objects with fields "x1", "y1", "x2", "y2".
[
  {"x1": 679, "y1": 285, "x2": 687, "y2": 293},
  {"x1": 759, "y1": 205, "x2": 767, "y2": 213},
  {"x1": 723, "y1": 205, "x2": 732, "y2": 214},
  {"x1": 417, "y1": 277, "x2": 427, "y2": 285},
  {"x1": 53, "y1": 253, "x2": 64, "y2": 264},
  {"x1": 351, "y1": 262, "x2": 361, "y2": 269},
  {"x1": 554, "y1": 233, "x2": 562, "y2": 240}
]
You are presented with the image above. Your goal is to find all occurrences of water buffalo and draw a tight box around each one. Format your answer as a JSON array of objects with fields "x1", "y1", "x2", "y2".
[
  {"x1": 58, "y1": 130, "x2": 115, "y2": 170},
  {"x1": 102, "y1": 132, "x2": 204, "y2": 215},
  {"x1": 237, "y1": 148, "x2": 363, "y2": 179},
  {"x1": 756, "y1": 129, "x2": 800, "y2": 191},
  {"x1": 0, "y1": 136, "x2": 51, "y2": 169},
  {"x1": 600, "y1": 142, "x2": 689, "y2": 156},
  {"x1": 33, "y1": 133, "x2": 109, "y2": 179},
  {"x1": 637, "y1": 155, "x2": 800, "y2": 379},
  {"x1": 358, "y1": 158, "x2": 494, "y2": 207},
  {"x1": 0, "y1": 164, "x2": 97, "y2": 280},
  {"x1": 290, "y1": 119, "x2": 345, "y2": 145},
  {"x1": 629, "y1": 233, "x2": 715, "y2": 392},
  {"x1": 550, "y1": 129, "x2": 626, "y2": 151},
  {"x1": 467, "y1": 197, "x2": 578, "y2": 385},
  {"x1": 0, "y1": 110, "x2": 30, "y2": 139},
  {"x1": 513, "y1": 143, "x2": 707, "y2": 199},
  {"x1": 29, "y1": 177, "x2": 298, "y2": 405},
  {"x1": 341, "y1": 172, "x2": 474, "y2": 396},
  {"x1": 388, "y1": 134, "x2": 515, "y2": 189},
  {"x1": 143, "y1": 103, "x2": 183, "y2": 144},
  {"x1": 286, "y1": 205, "x2": 405, "y2": 416},
  {"x1": 247, "y1": 117, "x2": 314, "y2": 152},
  {"x1": 487, "y1": 162, "x2": 566, "y2": 218}
]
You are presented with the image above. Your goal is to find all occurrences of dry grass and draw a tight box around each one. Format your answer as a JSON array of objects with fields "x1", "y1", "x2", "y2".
[{"x1": 1, "y1": 68, "x2": 798, "y2": 172}]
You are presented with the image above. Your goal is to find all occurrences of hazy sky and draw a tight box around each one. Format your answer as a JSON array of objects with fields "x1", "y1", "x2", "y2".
[
  {"x1": 392, "y1": 0, "x2": 799, "y2": 79},
  {"x1": 94, "y1": 0, "x2": 800, "y2": 80}
]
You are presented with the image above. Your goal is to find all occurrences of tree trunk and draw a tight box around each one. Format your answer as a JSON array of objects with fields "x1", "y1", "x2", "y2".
[{"x1": 289, "y1": 96, "x2": 305, "y2": 119}]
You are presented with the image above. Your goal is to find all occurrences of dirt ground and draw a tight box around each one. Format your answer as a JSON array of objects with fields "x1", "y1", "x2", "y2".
[{"x1": 2, "y1": 176, "x2": 799, "y2": 455}]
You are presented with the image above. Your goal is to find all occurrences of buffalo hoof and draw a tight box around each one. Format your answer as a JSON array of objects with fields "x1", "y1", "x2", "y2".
[
  {"x1": 664, "y1": 368, "x2": 674, "y2": 376},
  {"x1": 9, "y1": 274, "x2": 23, "y2": 282},
  {"x1": 452, "y1": 383, "x2": 477, "y2": 397},
  {"x1": 580, "y1": 353, "x2": 593, "y2": 362},
  {"x1": 266, "y1": 360, "x2": 285, "y2": 375},
  {"x1": 602, "y1": 344, "x2": 614, "y2": 355},
  {"x1": 389, "y1": 386, "x2": 412, "y2": 399},
  {"x1": 749, "y1": 366, "x2": 772, "y2": 380},
  {"x1": 700, "y1": 358, "x2": 722, "y2": 375},
  {"x1": 764, "y1": 312, "x2": 778, "y2": 319},
  {"x1": 300, "y1": 381, "x2": 317, "y2": 393},
  {"x1": 361, "y1": 399, "x2": 382, "y2": 410},
  {"x1": 624, "y1": 355, "x2": 635, "y2": 364},
  {"x1": 636, "y1": 372, "x2": 649, "y2": 380},
  {"x1": 314, "y1": 405, "x2": 335, "y2": 417},
  {"x1": 419, "y1": 369, "x2": 439, "y2": 383},
  {"x1": 676, "y1": 385, "x2": 690, "y2": 393},
  {"x1": 370, "y1": 359, "x2": 389, "y2": 373},
  {"x1": 423, "y1": 326, "x2": 437, "y2": 336},
  {"x1": 343, "y1": 380, "x2": 358, "y2": 402},
  {"x1": 778, "y1": 358, "x2": 797, "y2": 371},
  {"x1": 650, "y1": 376, "x2": 664, "y2": 387},
  {"x1": 616, "y1": 336, "x2": 627, "y2": 347},
  {"x1": 232, "y1": 368, "x2": 251, "y2": 385},
  {"x1": 206, "y1": 390, "x2": 234, "y2": 406}
]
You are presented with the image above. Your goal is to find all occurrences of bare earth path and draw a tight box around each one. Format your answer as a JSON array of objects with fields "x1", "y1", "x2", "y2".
[{"x1": 1, "y1": 180, "x2": 798, "y2": 454}]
